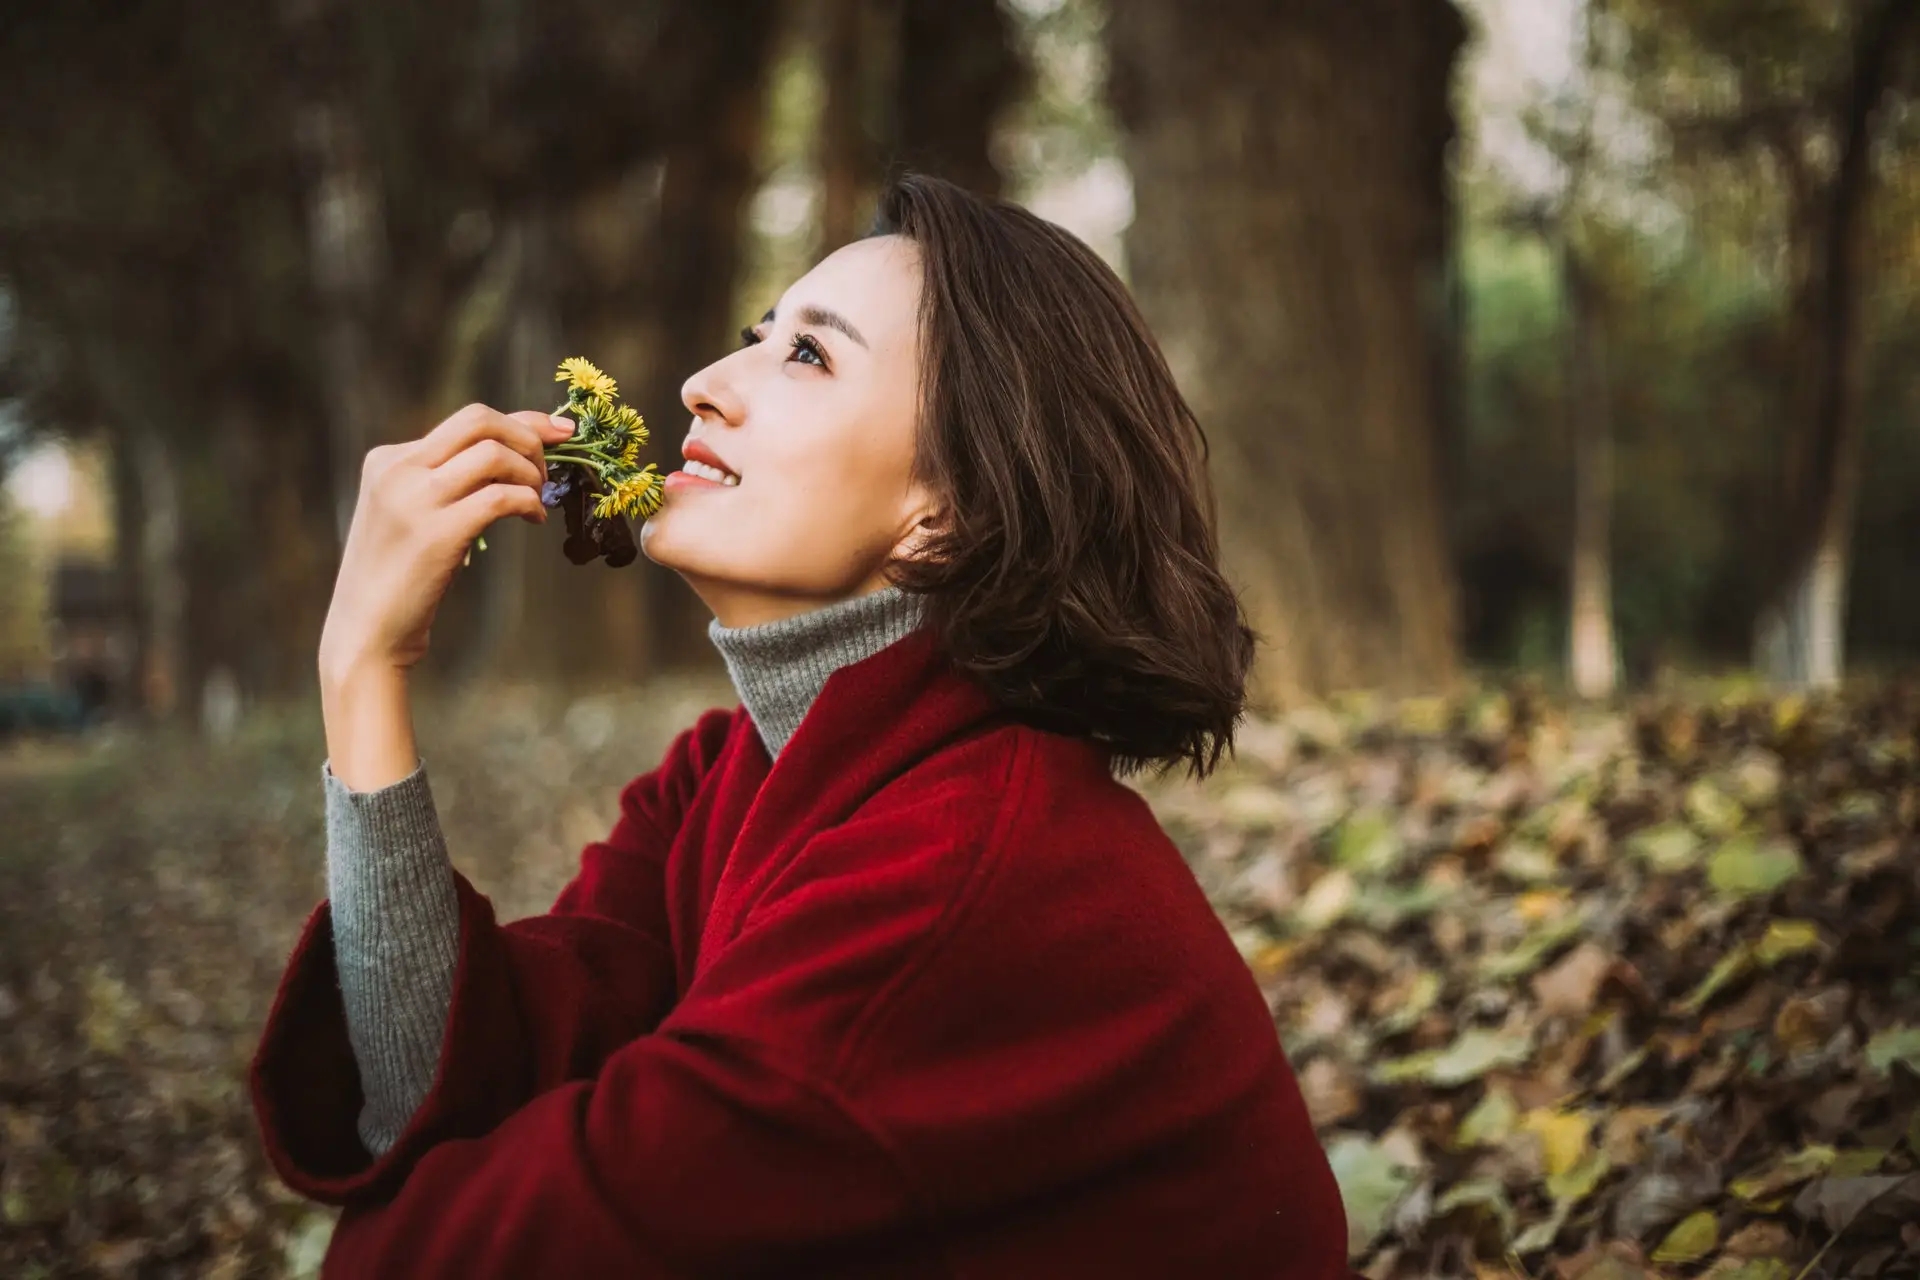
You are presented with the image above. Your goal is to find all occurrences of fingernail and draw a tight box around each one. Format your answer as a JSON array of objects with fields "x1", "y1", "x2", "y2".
[{"x1": 550, "y1": 413, "x2": 575, "y2": 435}]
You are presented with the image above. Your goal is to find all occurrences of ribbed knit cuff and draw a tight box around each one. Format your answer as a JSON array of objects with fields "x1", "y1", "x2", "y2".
[
  {"x1": 707, "y1": 584, "x2": 926, "y2": 761},
  {"x1": 322, "y1": 757, "x2": 460, "y2": 1157}
]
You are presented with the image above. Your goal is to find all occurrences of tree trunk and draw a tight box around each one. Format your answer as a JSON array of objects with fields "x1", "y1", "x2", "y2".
[
  {"x1": 818, "y1": 0, "x2": 890, "y2": 249},
  {"x1": 1565, "y1": 250, "x2": 1617, "y2": 699},
  {"x1": 891, "y1": 0, "x2": 1024, "y2": 196},
  {"x1": 1755, "y1": 0, "x2": 1917, "y2": 689},
  {"x1": 1108, "y1": 0, "x2": 1465, "y2": 704},
  {"x1": 130, "y1": 431, "x2": 185, "y2": 721},
  {"x1": 625, "y1": 1, "x2": 781, "y2": 672},
  {"x1": 283, "y1": 0, "x2": 400, "y2": 547}
]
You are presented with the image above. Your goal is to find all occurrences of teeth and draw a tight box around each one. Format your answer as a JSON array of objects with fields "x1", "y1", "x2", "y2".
[{"x1": 683, "y1": 460, "x2": 739, "y2": 486}]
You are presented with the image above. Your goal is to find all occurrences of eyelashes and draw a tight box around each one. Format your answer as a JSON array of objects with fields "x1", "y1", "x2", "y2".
[{"x1": 738, "y1": 325, "x2": 830, "y2": 371}]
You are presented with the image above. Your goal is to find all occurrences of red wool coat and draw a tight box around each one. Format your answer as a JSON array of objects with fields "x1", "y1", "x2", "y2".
[{"x1": 250, "y1": 626, "x2": 1349, "y2": 1277}]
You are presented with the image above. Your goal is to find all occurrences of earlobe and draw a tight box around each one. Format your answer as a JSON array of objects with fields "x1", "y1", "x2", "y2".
[{"x1": 896, "y1": 508, "x2": 945, "y2": 563}]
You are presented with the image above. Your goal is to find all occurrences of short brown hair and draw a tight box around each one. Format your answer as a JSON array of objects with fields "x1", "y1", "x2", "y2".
[{"x1": 871, "y1": 173, "x2": 1254, "y2": 782}]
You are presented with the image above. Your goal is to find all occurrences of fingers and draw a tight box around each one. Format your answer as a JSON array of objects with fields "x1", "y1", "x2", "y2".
[
  {"x1": 416, "y1": 403, "x2": 552, "y2": 477},
  {"x1": 448, "y1": 481, "x2": 547, "y2": 537},
  {"x1": 430, "y1": 438, "x2": 544, "y2": 505}
]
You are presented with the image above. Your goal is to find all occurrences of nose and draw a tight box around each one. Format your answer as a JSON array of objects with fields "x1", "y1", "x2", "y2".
[{"x1": 681, "y1": 351, "x2": 745, "y2": 429}]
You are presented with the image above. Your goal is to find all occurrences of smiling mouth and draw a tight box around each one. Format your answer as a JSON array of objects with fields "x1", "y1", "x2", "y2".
[{"x1": 670, "y1": 460, "x2": 739, "y2": 487}]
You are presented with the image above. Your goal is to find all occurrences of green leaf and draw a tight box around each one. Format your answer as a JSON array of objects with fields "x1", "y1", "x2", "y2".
[
  {"x1": 1864, "y1": 1025, "x2": 1920, "y2": 1077},
  {"x1": 1707, "y1": 834, "x2": 1803, "y2": 901},
  {"x1": 1627, "y1": 822, "x2": 1702, "y2": 873},
  {"x1": 1493, "y1": 839, "x2": 1560, "y2": 884},
  {"x1": 1479, "y1": 911, "x2": 1586, "y2": 982},
  {"x1": 1829, "y1": 1148, "x2": 1890, "y2": 1178},
  {"x1": 1752, "y1": 919, "x2": 1823, "y2": 966},
  {"x1": 1352, "y1": 882, "x2": 1451, "y2": 930},
  {"x1": 1545, "y1": 1149, "x2": 1611, "y2": 1206},
  {"x1": 1684, "y1": 779, "x2": 1744, "y2": 835},
  {"x1": 1730, "y1": 1144, "x2": 1836, "y2": 1204},
  {"x1": 1677, "y1": 945, "x2": 1753, "y2": 1014},
  {"x1": 1332, "y1": 810, "x2": 1402, "y2": 877},
  {"x1": 1324, "y1": 1132, "x2": 1417, "y2": 1255},
  {"x1": 1455, "y1": 1086, "x2": 1520, "y2": 1148},
  {"x1": 1650, "y1": 1209, "x2": 1718, "y2": 1265},
  {"x1": 1372, "y1": 1027, "x2": 1534, "y2": 1087}
]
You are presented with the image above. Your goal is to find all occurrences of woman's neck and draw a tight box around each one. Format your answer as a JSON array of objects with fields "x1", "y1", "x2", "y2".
[{"x1": 706, "y1": 583, "x2": 926, "y2": 761}]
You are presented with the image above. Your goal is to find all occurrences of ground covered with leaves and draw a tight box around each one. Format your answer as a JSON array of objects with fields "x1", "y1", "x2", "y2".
[
  {"x1": 1, "y1": 677, "x2": 1917, "y2": 1277},
  {"x1": 1136, "y1": 682, "x2": 1920, "y2": 1279}
]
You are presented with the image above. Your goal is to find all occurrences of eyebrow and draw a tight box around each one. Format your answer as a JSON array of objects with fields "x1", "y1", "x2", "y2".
[{"x1": 759, "y1": 304, "x2": 868, "y2": 349}]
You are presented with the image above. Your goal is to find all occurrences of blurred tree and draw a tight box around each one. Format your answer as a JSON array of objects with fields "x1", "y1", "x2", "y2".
[
  {"x1": 1616, "y1": 0, "x2": 1920, "y2": 688},
  {"x1": 0, "y1": 0, "x2": 335, "y2": 717},
  {"x1": 1524, "y1": 0, "x2": 1624, "y2": 699},
  {"x1": 1108, "y1": 0, "x2": 1466, "y2": 703},
  {"x1": 812, "y1": 0, "x2": 1025, "y2": 249}
]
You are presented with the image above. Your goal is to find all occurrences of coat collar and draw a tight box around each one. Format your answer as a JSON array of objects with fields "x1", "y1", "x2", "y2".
[{"x1": 699, "y1": 624, "x2": 1007, "y2": 958}]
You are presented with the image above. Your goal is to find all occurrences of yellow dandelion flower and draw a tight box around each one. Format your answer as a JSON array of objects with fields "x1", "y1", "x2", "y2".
[
  {"x1": 593, "y1": 466, "x2": 662, "y2": 520},
  {"x1": 619, "y1": 439, "x2": 641, "y2": 468},
  {"x1": 575, "y1": 394, "x2": 616, "y2": 428},
  {"x1": 612, "y1": 403, "x2": 645, "y2": 434},
  {"x1": 556, "y1": 357, "x2": 617, "y2": 401}
]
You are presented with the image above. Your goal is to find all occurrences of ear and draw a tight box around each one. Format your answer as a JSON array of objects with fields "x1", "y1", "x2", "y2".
[{"x1": 893, "y1": 500, "x2": 947, "y2": 564}]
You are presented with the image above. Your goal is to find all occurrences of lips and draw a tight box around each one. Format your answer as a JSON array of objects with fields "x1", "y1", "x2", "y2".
[{"x1": 681, "y1": 438, "x2": 738, "y2": 479}]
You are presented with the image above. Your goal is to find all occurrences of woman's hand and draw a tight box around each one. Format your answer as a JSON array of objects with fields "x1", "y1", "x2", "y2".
[{"x1": 319, "y1": 404, "x2": 575, "y2": 679}]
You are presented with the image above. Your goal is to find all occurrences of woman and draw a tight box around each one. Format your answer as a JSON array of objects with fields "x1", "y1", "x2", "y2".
[{"x1": 251, "y1": 174, "x2": 1349, "y2": 1278}]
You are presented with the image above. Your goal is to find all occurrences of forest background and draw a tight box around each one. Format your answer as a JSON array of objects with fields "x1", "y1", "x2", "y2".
[{"x1": 3, "y1": 1, "x2": 1920, "y2": 1277}]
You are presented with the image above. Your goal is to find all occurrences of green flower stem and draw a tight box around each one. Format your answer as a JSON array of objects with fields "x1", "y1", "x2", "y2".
[{"x1": 543, "y1": 448, "x2": 626, "y2": 477}]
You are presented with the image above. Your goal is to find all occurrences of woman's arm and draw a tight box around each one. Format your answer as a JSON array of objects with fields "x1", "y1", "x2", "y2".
[
  {"x1": 253, "y1": 708, "x2": 734, "y2": 1206},
  {"x1": 323, "y1": 753, "x2": 459, "y2": 1158},
  {"x1": 320, "y1": 658, "x2": 459, "y2": 1158}
]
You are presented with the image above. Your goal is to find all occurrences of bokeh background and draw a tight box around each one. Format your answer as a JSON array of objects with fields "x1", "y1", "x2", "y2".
[{"x1": 3, "y1": 2, "x2": 1920, "y2": 1277}]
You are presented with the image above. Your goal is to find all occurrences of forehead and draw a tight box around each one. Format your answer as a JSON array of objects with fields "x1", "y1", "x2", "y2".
[{"x1": 778, "y1": 235, "x2": 921, "y2": 348}]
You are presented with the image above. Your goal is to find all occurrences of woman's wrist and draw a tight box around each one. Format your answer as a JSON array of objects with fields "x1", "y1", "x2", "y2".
[{"x1": 320, "y1": 658, "x2": 420, "y2": 793}]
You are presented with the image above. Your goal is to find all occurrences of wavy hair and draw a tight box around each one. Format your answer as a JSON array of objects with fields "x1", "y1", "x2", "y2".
[{"x1": 872, "y1": 173, "x2": 1254, "y2": 781}]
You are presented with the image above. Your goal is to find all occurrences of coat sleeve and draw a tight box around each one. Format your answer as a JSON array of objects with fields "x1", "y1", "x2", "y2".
[
  {"x1": 249, "y1": 709, "x2": 733, "y2": 1207},
  {"x1": 285, "y1": 780, "x2": 1003, "y2": 1278}
]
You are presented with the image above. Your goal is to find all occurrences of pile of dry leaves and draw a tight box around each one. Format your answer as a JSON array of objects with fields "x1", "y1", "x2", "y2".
[
  {"x1": 1138, "y1": 680, "x2": 1920, "y2": 1278},
  {"x1": 1, "y1": 675, "x2": 1915, "y2": 1277}
]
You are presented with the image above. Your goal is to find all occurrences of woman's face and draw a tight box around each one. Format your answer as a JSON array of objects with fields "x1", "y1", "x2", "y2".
[{"x1": 639, "y1": 234, "x2": 938, "y2": 628}]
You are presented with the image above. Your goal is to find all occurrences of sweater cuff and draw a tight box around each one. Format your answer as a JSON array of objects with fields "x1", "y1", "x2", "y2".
[{"x1": 322, "y1": 758, "x2": 461, "y2": 1157}]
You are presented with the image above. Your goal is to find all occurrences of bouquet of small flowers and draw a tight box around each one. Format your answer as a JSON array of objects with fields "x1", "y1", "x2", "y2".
[{"x1": 466, "y1": 357, "x2": 664, "y2": 568}]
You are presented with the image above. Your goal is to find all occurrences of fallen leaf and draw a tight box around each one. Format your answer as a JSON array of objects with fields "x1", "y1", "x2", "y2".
[
  {"x1": 1298, "y1": 1055, "x2": 1363, "y2": 1128},
  {"x1": 1371, "y1": 1026, "x2": 1535, "y2": 1087},
  {"x1": 1333, "y1": 810, "x2": 1403, "y2": 876},
  {"x1": 1752, "y1": 918, "x2": 1823, "y2": 966},
  {"x1": 1532, "y1": 941, "x2": 1613, "y2": 1018},
  {"x1": 1372, "y1": 969, "x2": 1442, "y2": 1036},
  {"x1": 1677, "y1": 946, "x2": 1753, "y2": 1015},
  {"x1": 1729, "y1": 1144, "x2": 1835, "y2": 1205},
  {"x1": 1863, "y1": 1024, "x2": 1920, "y2": 1077},
  {"x1": 1456, "y1": 1087, "x2": 1521, "y2": 1148},
  {"x1": 1547, "y1": 1149, "x2": 1612, "y2": 1206},
  {"x1": 1522, "y1": 1107, "x2": 1595, "y2": 1178},
  {"x1": 1650, "y1": 1208, "x2": 1718, "y2": 1264},
  {"x1": 1627, "y1": 822, "x2": 1702, "y2": 872},
  {"x1": 1684, "y1": 779, "x2": 1744, "y2": 835},
  {"x1": 1706, "y1": 834, "x2": 1803, "y2": 901},
  {"x1": 1294, "y1": 868, "x2": 1356, "y2": 931},
  {"x1": 1325, "y1": 1132, "x2": 1418, "y2": 1255}
]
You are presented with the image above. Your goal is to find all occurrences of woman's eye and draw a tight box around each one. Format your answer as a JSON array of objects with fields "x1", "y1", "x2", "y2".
[{"x1": 789, "y1": 335, "x2": 827, "y2": 368}]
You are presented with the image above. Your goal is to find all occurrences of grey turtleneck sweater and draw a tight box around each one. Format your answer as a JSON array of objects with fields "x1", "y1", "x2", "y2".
[{"x1": 323, "y1": 583, "x2": 925, "y2": 1156}]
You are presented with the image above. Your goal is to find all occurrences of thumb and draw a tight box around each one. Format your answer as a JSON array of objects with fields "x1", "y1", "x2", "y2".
[{"x1": 509, "y1": 408, "x2": 576, "y2": 440}]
